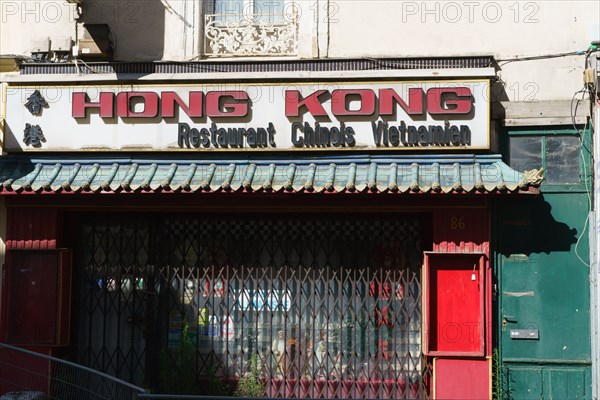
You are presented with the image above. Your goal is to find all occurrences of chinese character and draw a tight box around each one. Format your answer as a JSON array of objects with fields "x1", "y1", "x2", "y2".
[
  {"x1": 23, "y1": 123, "x2": 46, "y2": 147},
  {"x1": 24, "y1": 90, "x2": 48, "y2": 115}
]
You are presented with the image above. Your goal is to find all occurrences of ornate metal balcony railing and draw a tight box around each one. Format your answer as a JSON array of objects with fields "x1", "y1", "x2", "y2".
[{"x1": 204, "y1": 13, "x2": 298, "y2": 57}]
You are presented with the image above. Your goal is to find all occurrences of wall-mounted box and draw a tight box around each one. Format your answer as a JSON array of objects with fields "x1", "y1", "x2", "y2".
[
  {"x1": 77, "y1": 24, "x2": 113, "y2": 60},
  {"x1": 30, "y1": 37, "x2": 50, "y2": 60},
  {"x1": 51, "y1": 36, "x2": 72, "y2": 61},
  {"x1": 51, "y1": 36, "x2": 72, "y2": 52}
]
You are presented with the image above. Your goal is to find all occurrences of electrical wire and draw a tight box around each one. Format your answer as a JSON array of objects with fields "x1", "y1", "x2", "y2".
[
  {"x1": 72, "y1": 57, "x2": 107, "y2": 74},
  {"x1": 571, "y1": 87, "x2": 593, "y2": 268},
  {"x1": 497, "y1": 50, "x2": 586, "y2": 67}
]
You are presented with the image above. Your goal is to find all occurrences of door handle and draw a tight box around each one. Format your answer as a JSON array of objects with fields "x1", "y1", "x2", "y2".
[
  {"x1": 502, "y1": 314, "x2": 517, "y2": 328},
  {"x1": 503, "y1": 315, "x2": 517, "y2": 322}
]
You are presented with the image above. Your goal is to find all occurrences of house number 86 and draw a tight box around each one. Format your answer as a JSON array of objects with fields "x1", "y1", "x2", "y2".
[{"x1": 450, "y1": 216, "x2": 466, "y2": 230}]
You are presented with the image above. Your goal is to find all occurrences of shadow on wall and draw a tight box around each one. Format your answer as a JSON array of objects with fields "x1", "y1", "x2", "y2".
[
  {"x1": 498, "y1": 195, "x2": 579, "y2": 256},
  {"x1": 81, "y1": 0, "x2": 166, "y2": 61}
]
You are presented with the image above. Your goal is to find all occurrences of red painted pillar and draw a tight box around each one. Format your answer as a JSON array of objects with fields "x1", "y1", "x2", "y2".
[
  {"x1": 429, "y1": 207, "x2": 491, "y2": 399},
  {"x1": 0, "y1": 207, "x2": 64, "y2": 395},
  {"x1": 5, "y1": 207, "x2": 61, "y2": 250}
]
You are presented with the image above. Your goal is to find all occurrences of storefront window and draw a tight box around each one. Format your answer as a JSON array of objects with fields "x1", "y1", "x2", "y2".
[
  {"x1": 508, "y1": 133, "x2": 582, "y2": 184},
  {"x1": 508, "y1": 136, "x2": 542, "y2": 172},
  {"x1": 76, "y1": 216, "x2": 430, "y2": 398},
  {"x1": 545, "y1": 136, "x2": 581, "y2": 183}
]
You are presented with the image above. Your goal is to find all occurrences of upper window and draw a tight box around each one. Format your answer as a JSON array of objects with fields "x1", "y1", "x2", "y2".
[
  {"x1": 205, "y1": 0, "x2": 298, "y2": 57},
  {"x1": 212, "y1": 0, "x2": 287, "y2": 22},
  {"x1": 507, "y1": 130, "x2": 585, "y2": 185}
]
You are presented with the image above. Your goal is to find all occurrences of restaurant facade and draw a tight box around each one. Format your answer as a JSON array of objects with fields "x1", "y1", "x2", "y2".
[
  {"x1": 0, "y1": 62, "x2": 553, "y2": 399},
  {"x1": 0, "y1": 1, "x2": 597, "y2": 398}
]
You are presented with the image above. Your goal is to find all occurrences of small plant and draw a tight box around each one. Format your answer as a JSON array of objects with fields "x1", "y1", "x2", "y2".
[
  {"x1": 159, "y1": 321, "x2": 197, "y2": 394},
  {"x1": 205, "y1": 366, "x2": 230, "y2": 396},
  {"x1": 235, "y1": 354, "x2": 265, "y2": 397},
  {"x1": 492, "y1": 348, "x2": 501, "y2": 399},
  {"x1": 492, "y1": 348, "x2": 512, "y2": 400}
]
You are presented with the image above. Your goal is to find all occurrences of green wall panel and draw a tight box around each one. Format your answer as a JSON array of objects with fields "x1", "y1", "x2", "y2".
[
  {"x1": 545, "y1": 368, "x2": 588, "y2": 399},
  {"x1": 505, "y1": 367, "x2": 543, "y2": 400},
  {"x1": 498, "y1": 193, "x2": 591, "y2": 361},
  {"x1": 504, "y1": 366, "x2": 590, "y2": 400}
]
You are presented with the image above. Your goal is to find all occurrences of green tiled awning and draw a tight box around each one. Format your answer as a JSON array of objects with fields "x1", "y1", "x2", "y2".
[{"x1": 0, "y1": 155, "x2": 543, "y2": 195}]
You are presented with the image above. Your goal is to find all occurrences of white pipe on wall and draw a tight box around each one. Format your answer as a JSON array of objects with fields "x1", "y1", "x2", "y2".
[{"x1": 593, "y1": 99, "x2": 600, "y2": 400}]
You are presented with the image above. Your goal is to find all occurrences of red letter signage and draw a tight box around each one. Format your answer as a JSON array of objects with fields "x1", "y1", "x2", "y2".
[
  {"x1": 331, "y1": 89, "x2": 376, "y2": 116},
  {"x1": 161, "y1": 92, "x2": 204, "y2": 118},
  {"x1": 378, "y1": 88, "x2": 424, "y2": 115},
  {"x1": 72, "y1": 92, "x2": 114, "y2": 118},
  {"x1": 427, "y1": 88, "x2": 473, "y2": 114},
  {"x1": 205, "y1": 91, "x2": 249, "y2": 117},
  {"x1": 116, "y1": 92, "x2": 159, "y2": 118},
  {"x1": 285, "y1": 90, "x2": 328, "y2": 117}
]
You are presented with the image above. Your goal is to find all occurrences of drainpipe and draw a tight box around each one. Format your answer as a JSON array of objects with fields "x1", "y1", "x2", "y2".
[
  {"x1": 591, "y1": 211, "x2": 598, "y2": 400},
  {"x1": 592, "y1": 54, "x2": 600, "y2": 400}
]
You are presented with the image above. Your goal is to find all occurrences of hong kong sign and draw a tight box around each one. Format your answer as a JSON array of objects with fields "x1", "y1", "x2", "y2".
[{"x1": 5, "y1": 80, "x2": 490, "y2": 151}]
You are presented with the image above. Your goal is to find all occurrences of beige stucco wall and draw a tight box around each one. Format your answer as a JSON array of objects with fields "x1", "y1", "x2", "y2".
[
  {"x1": 326, "y1": 0, "x2": 599, "y2": 100},
  {"x1": 328, "y1": 1, "x2": 597, "y2": 57},
  {"x1": 0, "y1": 1, "x2": 77, "y2": 57},
  {"x1": 1, "y1": 0, "x2": 598, "y2": 101}
]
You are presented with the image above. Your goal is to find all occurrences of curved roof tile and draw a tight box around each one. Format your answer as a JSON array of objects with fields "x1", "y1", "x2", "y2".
[{"x1": 0, "y1": 155, "x2": 543, "y2": 195}]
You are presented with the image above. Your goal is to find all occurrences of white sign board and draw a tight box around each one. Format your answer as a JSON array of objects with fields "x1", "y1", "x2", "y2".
[{"x1": 4, "y1": 80, "x2": 490, "y2": 152}]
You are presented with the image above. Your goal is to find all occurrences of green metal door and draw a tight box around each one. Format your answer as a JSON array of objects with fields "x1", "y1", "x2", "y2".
[{"x1": 497, "y1": 193, "x2": 591, "y2": 399}]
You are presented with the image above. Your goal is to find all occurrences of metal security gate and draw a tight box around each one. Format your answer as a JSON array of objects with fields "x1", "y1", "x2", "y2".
[{"x1": 75, "y1": 215, "x2": 431, "y2": 398}]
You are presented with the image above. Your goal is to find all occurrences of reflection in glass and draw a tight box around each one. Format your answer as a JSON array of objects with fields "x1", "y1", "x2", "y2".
[
  {"x1": 77, "y1": 216, "x2": 429, "y2": 399},
  {"x1": 546, "y1": 136, "x2": 580, "y2": 184},
  {"x1": 509, "y1": 136, "x2": 542, "y2": 172}
]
